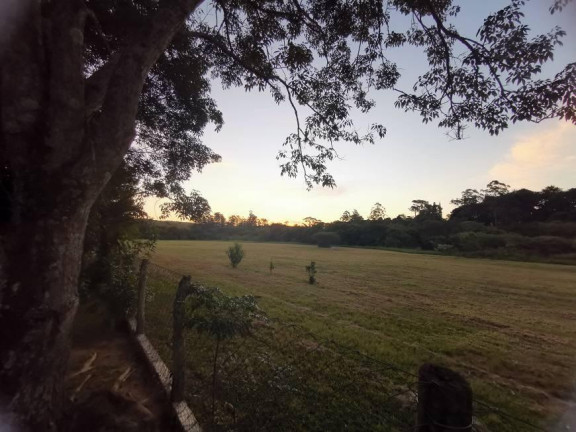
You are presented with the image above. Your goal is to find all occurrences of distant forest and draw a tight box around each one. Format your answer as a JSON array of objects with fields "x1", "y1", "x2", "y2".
[{"x1": 141, "y1": 181, "x2": 576, "y2": 264}]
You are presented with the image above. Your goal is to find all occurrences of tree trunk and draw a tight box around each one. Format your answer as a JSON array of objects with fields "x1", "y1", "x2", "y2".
[
  {"x1": 0, "y1": 0, "x2": 204, "y2": 427},
  {"x1": 0, "y1": 3, "x2": 98, "y2": 426},
  {"x1": 0, "y1": 202, "x2": 92, "y2": 429}
]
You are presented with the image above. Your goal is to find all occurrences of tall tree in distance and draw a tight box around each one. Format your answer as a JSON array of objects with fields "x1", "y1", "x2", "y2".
[
  {"x1": 410, "y1": 200, "x2": 431, "y2": 217},
  {"x1": 350, "y1": 209, "x2": 365, "y2": 222},
  {"x1": 410, "y1": 200, "x2": 443, "y2": 220},
  {"x1": 340, "y1": 210, "x2": 352, "y2": 222},
  {"x1": 482, "y1": 180, "x2": 511, "y2": 198},
  {"x1": 369, "y1": 203, "x2": 387, "y2": 221},
  {"x1": 1, "y1": 0, "x2": 575, "y2": 427},
  {"x1": 450, "y1": 189, "x2": 484, "y2": 207},
  {"x1": 212, "y1": 212, "x2": 227, "y2": 227},
  {"x1": 245, "y1": 210, "x2": 259, "y2": 227},
  {"x1": 227, "y1": 215, "x2": 243, "y2": 227},
  {"x1": 303, "y1": 216, "x2": 322, "y2": 227},
  {"x1": 420, "y1": 202, "x2": 443, "y2": 220}
]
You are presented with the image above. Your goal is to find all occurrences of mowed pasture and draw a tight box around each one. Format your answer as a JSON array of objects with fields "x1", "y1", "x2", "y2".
[{"x1": 151, "y1": 240, "x2": 576, "y2": 426}]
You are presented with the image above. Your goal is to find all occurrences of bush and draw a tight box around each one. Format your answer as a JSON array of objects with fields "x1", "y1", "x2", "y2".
[
  {"x1": 510, "y1": 221, "x2": 576, "y2": 238},
  {"x1": 305, "y1": 261, "x2": 317, "y2": 284},
  {"x1": 383, "y1": 228, "x2": 418, "y2": 248},
  {"x1": 458, "y1": 221, "x2": 490, "y2": 233},
  {"x1": 507, "y1": 235, "x2": 576, "y2": 255},
  {"x1": 226, "y1": 243, "x2": 245, "y2": 268},
  {"x1": 81, "y1": 239, "x2": 155, "y2": 320},
  {"x1": 418, "y1": 220, "x2": 450, "y2": 237},
  {"x1": 451, "y1": 232, "x2": 506, "y2": 252},
  {"x1": 312, "y1": 231, "x2": 341, "y2": 248}
]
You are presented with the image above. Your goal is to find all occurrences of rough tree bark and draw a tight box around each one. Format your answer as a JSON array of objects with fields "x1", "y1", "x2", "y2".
[{"x1": 0, "y1": 0, "x2": 203, "y2": 428}]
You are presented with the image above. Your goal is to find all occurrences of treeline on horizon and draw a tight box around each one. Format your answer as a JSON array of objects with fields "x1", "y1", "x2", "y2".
[{"x1": 141, "y1": 181, "x2": 576, "y2": 264}]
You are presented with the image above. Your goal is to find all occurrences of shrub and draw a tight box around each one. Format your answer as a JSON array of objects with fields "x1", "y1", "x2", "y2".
[
  {"x1": 305, "y1": 261, "x2": 317, "y2": 284},
  {"x1": 458, "y1": 221, "x2": 490, "y2": 233},
  {"x1": 418, "y1": 220, "x2": 450, "y2": 237},
  {"x1": 226, "y1": 243, "x2": 245, "y2": 268},
  {"x1": 383, "y1": 228, "x2": 418, "y2": 248},
  {"x1": 451, "y1": 232, "x2": 506, "y2": 252},
  {"x1": 184, "y1": 287, "x2": 266, "y2": 423},
  {"x1": 312, "y1": 231, "x2": 341, "y2": 248},
  {"x1": 509, "y1": 221, "x2": 576, "y2": 238},
  {"x1": 81, "y1": 239, "x2": 155, "y2": 320},
  {"x1": 507, "y1": 235, "x2": 576, "y2": 255}
]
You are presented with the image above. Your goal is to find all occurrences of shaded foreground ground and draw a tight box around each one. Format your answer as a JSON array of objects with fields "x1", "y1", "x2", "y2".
[
  {"x1": 150, "y1": 240, "x2": 576, "y2": 428},
  {"x1": 62, "y1": 303, "x2": 174, "y2": 431}
]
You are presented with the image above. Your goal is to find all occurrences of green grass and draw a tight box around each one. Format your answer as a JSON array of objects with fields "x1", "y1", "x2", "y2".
[{"x1": 148, "y1": 240, "x2": 576, "y2": 428}]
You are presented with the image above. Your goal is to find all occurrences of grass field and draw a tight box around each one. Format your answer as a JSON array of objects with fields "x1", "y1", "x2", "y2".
[{"x1": 150, "y1": 240, "x2": 576, "y2": 428}]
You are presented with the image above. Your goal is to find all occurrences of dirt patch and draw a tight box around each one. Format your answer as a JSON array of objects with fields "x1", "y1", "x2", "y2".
[{"x1": 61, "y1": 302, "x2": 177, "y2": 431}]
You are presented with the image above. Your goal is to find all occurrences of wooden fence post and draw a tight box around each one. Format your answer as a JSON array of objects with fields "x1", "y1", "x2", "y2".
[
  {"x1": 172, "y1": 275, "x2": 192, "y2": 403},
  {"x1": 417, "y1": 363, "x2": 473, "y2": 432},
  {"x1": 136, "y1": 259, "x2": 149, "y2": 335}
]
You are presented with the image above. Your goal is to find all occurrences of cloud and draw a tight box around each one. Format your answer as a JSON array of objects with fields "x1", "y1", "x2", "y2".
[{"x1": 489, "y1": 122, "x2": 576, "y2": 189}]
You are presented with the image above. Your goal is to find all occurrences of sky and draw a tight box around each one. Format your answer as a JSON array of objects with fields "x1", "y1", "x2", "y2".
[{"x1": 144, "y1": 1, "x2": 576, "y2": 224}]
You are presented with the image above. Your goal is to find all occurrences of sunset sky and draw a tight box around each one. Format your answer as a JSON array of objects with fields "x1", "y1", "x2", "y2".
[{"x1": 145, "y1": 1, "x2": 576, "y2": 224}]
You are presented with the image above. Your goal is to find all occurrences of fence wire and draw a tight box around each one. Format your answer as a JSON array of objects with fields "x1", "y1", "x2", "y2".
[{"x1": 139, "y1": 260, "x2": 547, "y2": 432}]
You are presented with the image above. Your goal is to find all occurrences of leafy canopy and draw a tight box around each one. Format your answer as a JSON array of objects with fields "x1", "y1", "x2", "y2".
[
  {"x1": 85, "y1": 0, "x2": 575, "y2": 204},
  {"x1": 369, "y1": 203, "x2": 387, "y2": 221}
]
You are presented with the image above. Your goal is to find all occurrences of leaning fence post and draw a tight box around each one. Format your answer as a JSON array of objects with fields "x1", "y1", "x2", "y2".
[
  {"x1": 172, "y1": 275, "x2": 192, "y2": 403},
  {"x1": 136, "y1": 259, "x2": 149, "y2": 335},
  {"x1": 417, "y1": 363, "x2": 473, "y2": 432}
]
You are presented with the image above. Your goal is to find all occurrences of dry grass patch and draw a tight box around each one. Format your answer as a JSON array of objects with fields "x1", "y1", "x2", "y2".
[{"x1": 149, "y1": 240, "x2": 576, "y2": 427}]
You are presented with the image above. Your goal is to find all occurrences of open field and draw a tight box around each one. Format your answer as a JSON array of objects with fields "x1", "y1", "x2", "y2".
[{"x1": 149, "y1": 240, "x2": 576, "y2": 428}]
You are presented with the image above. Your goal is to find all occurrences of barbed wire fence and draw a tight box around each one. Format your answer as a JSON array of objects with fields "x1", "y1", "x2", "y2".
[{"x1": 134, "y1": 259, "x2": 546, "y2": 432}]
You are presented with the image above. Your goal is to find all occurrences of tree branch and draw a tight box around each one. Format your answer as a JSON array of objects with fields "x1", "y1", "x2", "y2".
[
  {"x1": 86, "y1": 0, "x2": 205, "y2": 177},
  {"x1": 189, "y1": 30, "x2": 343, "y2": 136},
  {"x1": 423, "y1": 0, "x2": 508, "y2": 100},
  {"x1": 84, "y1": 53, "x2": 120, "y2": 117}
]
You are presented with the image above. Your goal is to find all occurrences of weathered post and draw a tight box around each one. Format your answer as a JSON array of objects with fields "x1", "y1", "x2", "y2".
[
  {"x1": 136, "y1": 259, "x2": 149, "y2": 335},
  {"x1": 417, "y1": 363, "x2": 473, "y2": 432},
  {"x1": 172, "y1": 276, "x2": 192, "y2": 402}
]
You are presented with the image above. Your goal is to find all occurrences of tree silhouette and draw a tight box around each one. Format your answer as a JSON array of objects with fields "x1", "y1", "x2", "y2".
[
  {"x1": 303, "y1": 216, "x2": 322, "y2": 227},
  {"x1": 482, "y1": 180, "x2": 511, "y2": 198},
  {"x1": 340, "y1": 210, "x2": 352, "y2": 222},
  {"x1": 369, "y1": 203, "x2": 387, "y2": 221},
  {"x1": 450, "y1": 189, "x2": 483, "y2": 207},
  {"x1": 212, "y1": 212, "x2": 227, "y2": 227},
  {"x1": 410, "y1": 200, "x2": 431, "y2": 217},
  {"x1": 1, "y1": 0, "x2": 575, "y2": 426}
]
